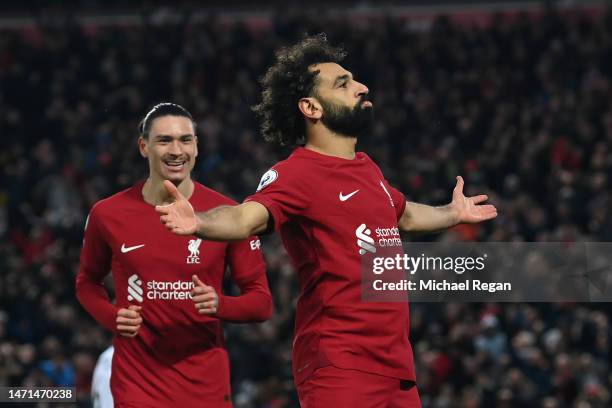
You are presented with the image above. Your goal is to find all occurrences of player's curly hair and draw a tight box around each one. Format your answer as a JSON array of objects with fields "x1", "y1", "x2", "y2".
[{"x1": 252, "y1": 33, "x2": 347, "y2": 146}]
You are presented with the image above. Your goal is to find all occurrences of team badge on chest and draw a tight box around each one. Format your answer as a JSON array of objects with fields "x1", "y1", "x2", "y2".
[{"x1": 187, "y1": 238, "x2": 202, "y2": 264}]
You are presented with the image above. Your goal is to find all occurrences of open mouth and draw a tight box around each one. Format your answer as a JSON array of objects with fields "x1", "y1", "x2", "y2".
[{"x1": 163, "y1": 160, "x2": 187, "y2": 172}]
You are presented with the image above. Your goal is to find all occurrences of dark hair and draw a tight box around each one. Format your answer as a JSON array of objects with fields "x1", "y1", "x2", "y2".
[
  {"x1": 139, "y1": 102, "x2": 195, "y2": 138},
  {"x1": 252, "y1": 33, "x2": 347, "y2": 146}
]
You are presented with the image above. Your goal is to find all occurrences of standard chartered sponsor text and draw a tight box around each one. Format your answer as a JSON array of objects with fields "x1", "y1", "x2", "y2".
[
  {"x1": 146, "y1": 280, "x2": 195, "y2": 300},
  {"x1": 374, "y1": 227, "x2": 403, "y2": 247},
  {"x1": 372, "y1": 253, "x2": 486, "y2": 275},
  {"x1": 373, "y1": 279, "x2": 511, "y2": 293}
]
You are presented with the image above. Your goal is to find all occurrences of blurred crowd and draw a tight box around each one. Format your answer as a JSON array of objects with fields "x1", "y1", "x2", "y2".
[{"x1": 1, "y1": 4, "x2": 612, "y2": 407}]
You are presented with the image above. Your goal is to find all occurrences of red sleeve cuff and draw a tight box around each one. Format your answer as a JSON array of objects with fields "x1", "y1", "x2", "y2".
[
  {"x1": 397, "y1": 197, "x2": 407, "y2": 221},
  {"x1": 244, "y1": 196, "x2": 282, "y2": 232}
]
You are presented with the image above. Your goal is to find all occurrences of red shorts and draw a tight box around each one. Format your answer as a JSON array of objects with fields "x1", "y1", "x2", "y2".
[{"x1": 297, "y1": 366, "x2": 421, "y2": 408}]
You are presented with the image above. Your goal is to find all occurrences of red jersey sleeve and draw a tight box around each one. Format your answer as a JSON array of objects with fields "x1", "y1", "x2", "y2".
[
  {"x1": 368, "y1": 155, "x2": 407, "y2": 221},
  {"x1": 382, "y1": 180, "x2": 407, "y2": 221},
  {"x1": 216, "y1": 236, "x2": 273, "y2": 323},
  {"x1": 244, "y1": 165, "x2": 310, "y2": 231},
  {"x1": 75, "y1": 204, "x2": 118, "y2": 332}
]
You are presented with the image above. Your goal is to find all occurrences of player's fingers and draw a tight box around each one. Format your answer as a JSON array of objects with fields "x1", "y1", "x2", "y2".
[
  {"x1": 128, "y1": 305, "x2": 142, "y2": 312},
  {"x1": 482, "y1": 205, "x2": 498, "y2": 216},
  {"x1": 193, "y1": 293, "x2": 216, "y2": 303},
  {"x1": 470, "y1": 195, "x2": 488, "y2": 204},
  {"x1": 160, "y1": 215, "x2": 171, "y2": 224},
  {"x1": 454, "y1": 176, "x2": 464, "y2": 193},
  {"x1": 116, "y1": 315, "x2": 140, "y2": 324},
  {"x1": 117, "y1": 324, "x2": 140, "y2": 333},
  {"x1": 116, "y1": 316, "x2": 142, "y2": 326},
  {"x1": 118, "y1": 323, "x2": 140, "y2": 331},
  {"x1": 192, "y1": 274, "x2": 206, "y2": 287},
  {"x1": 155, "y1": 205, "x2": 171, "y2": 215},
  {"x1": 192, "y1": 293, "x2": 215, "y2": 303},
  {"x1": 191, "y1": 291, "x2": 205, "y2": 300},
  {"x1": 117, "y1": 309, "x2": 140, "y2": 319},
  {"x1": 195, "y1": 297, "x2": 217, "y2": 308},
  {"x1": 193, "y1": 293, "x2": 218, "y2": 303},
  {"x1": 197, "y1": 303, "x2": 218, "y2": 314},
  {"x1": 163, "y1": 180, "x2": 184, "y2": 201},
  {"x1": 475, "y1": 205, "x2": 497, "y2": 220},
  {"x1": 191, "y1": 285, "x2": 213, "y2": 297},
  {"x1": 479, "y1": 204, "x2": 497, "y2": 212},
  {"x1": 200, "y1": 284, "x2": 215, "y2": 294}
]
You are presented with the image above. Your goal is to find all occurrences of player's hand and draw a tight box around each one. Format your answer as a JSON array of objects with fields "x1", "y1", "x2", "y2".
[
  {"x1": 191, "y1": 275, "x2": 219, "y2": 315},
  {"x1": 116, "y1": 305, "x2": 142, "y2": 338},
  {"x1": 155, "y1": 180, "x2": 198, "y2": 235},
  {"x1": 449, "y1": 176, "x2": 498, "y2": 224}
]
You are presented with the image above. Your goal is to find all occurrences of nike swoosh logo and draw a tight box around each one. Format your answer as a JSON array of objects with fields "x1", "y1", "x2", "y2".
[
  {"x1": 121, "y1": 244, "x2": 145, "y2": 253},
  {"x1": 339, "y1": 190, "x2": 359, "y2": 202}
]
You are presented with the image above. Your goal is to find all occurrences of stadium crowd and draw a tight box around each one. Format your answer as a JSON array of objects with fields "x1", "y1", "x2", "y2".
[{"x1": 1, "y1": 5, "x2": 612, "y2": 407}]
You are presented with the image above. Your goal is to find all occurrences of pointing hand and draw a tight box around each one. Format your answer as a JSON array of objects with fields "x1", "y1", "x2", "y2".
[{"x1": 156, "y1": 180, "x2": 198, "y2": 235}]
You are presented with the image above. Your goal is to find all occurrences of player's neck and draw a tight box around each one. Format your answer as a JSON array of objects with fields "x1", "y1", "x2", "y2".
[
  {"x1": 142, "y1": 177, "x2": 194, "y2": 206},
  {"x1": 305, "y1": 128, "x2": 357, "y2": 160}
]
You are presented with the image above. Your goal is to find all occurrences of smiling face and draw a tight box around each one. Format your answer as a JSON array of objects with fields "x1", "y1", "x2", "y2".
[
  {"x1": 309, "y1": 62, "x2": 374, "y2": 138},
  {"x1": 138, "y1": 115, "x2": 198, "y2": 184}
]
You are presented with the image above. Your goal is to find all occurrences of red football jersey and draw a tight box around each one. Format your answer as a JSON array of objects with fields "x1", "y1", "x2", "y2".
[
  {"x1": 76, "y1": 181, "x2": 271, "y2": 407},
  {"x1": 246, "y1": 147, "x2": 416, "y2": 385}
]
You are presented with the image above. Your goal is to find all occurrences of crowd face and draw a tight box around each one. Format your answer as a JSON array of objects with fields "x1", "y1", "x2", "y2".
[{"x1": 138, "y1": 116, "x2": 198, "y2": 184}]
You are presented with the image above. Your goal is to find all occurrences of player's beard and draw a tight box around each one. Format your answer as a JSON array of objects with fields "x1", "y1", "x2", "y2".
[{"x1": 318, "y1": 94, "x2": 374, "y2": 139}]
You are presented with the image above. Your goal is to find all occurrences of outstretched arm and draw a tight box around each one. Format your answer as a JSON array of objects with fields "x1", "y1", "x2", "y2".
[
  {"x1": 155, "y1": 180, "x2": 269, "y2": 240},
  {"x1": 398, "y1": 176, "x2": 497, "y2": 232}
]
